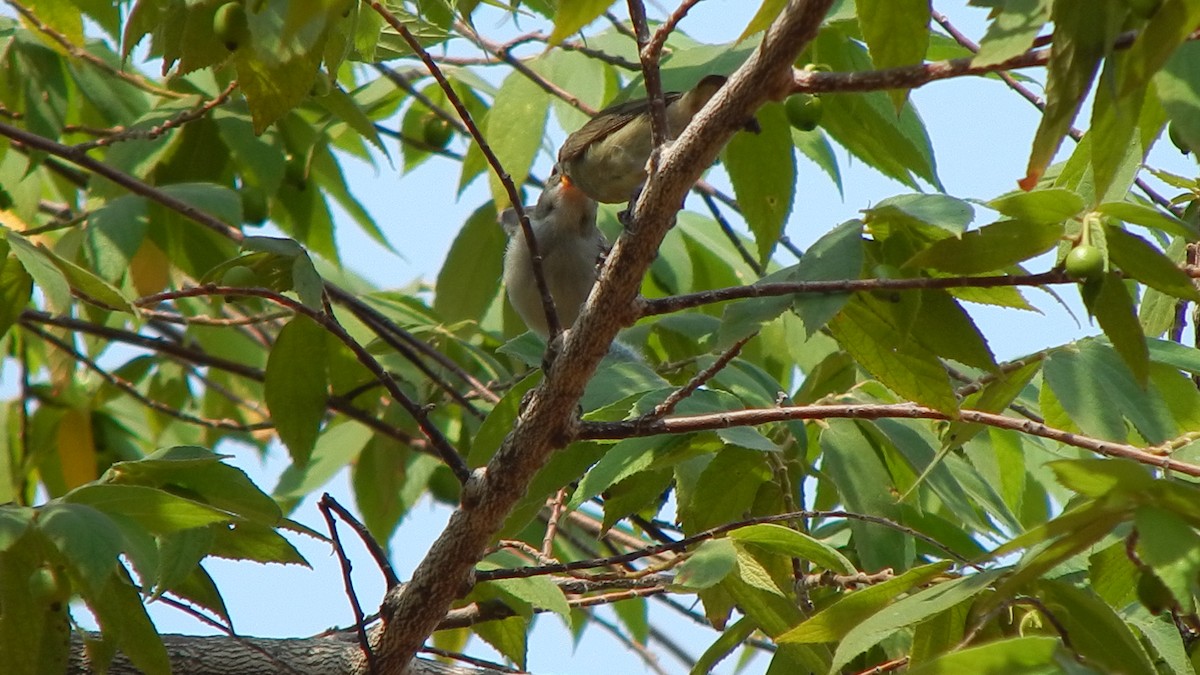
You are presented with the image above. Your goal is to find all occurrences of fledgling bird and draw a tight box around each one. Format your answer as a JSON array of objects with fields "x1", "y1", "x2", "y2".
[
  {"x1": 501, "y1": 168, "x2": 606, "y2": 337},
  {"x1": 557, "y1": 74, "x2": 755, "y2": 204}
]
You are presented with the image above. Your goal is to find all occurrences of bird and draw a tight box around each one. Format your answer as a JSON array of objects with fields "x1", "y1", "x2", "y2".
[
  {"x1": 557, "y1": 74, "x2": 754, "y2": 204},
  {"x1": 501, "y1": 167, "x2": 606, "y2": 337}
]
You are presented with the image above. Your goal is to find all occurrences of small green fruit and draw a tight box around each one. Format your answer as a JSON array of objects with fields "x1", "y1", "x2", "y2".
[
  {"x1": 421, "y1": 115, "x2": 453, "y2": 149},
  {"x1": 1064, "y1": 244, "x2": 1105, "y2": 282},
  {"x1": 28, "y1": 566, "x2": 70, "y2": 606},
  {"x1": 221, "y1": 265, "x2": 258, "y2": 288},
  {"x1": 1169, "y1": 122, "x2": 1193, "y2": 156},
  {"x1": 784, "y1": 94, "x2": 823, "y2": 132},
  {"x1": 213, "y1": 3, "x2": 249, "y2": 51}
]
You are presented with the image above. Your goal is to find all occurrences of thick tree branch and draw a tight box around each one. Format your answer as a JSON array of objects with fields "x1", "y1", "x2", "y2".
[{"x1": 372, "y1": 2, "x2": 838, "y2": 671}]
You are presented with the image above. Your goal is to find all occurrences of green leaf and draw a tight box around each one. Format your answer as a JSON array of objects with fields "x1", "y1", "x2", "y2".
[
  {"x1": 274, "y1": 421, "x2": 371, "y2": 503},
  {"x1": 691, "y1": 616, "x2": 758, "y2": 675},
  {"x1": 1020, "y1": 0, "x2": 1123, "y2": 189},
  {"x1": 233, "y1": 2, "x2": 335, "y2": 134},
  {"x1": 63, "y1": 485, "x2": 232, "y2": 534},
  {"x1": 434, "y1": 202, "x2": 505, "y2": 323},
  {"x1": 779, "y1": 562, "x2": 950, "y2": 644},
  {"x1": 866, "y1": 194, "x2": 975, "y2": 235},
  {"x1": 264, "y1": 315, "x2": 329, "y2": 465},
  {"x1": 486, "y1": 70, "x2": 550, "y2": 209},
  {"x1": 973, "y1": 0, "x2": 1051, "y2": 67},
  {"x1": 569, "y1": 435, "x2": 689, "y2": 512},
  {"x1": 479, "y1": 562, "x2": 571, "y2": 620},
  {"x1": 1095, "y1": 201, "x2": 1198, "y2": 239},
  {"x1": 905, "y1": 637, "x2": 1060, "y2": 675},
  {"x1": 17, "y1": 238, "x2": 134, "y2": 313},
  {"x1": 723, "y1": 102, "x2": 796, "y2": 262},
  {"x1": 7, "y1": 232, "x2": 70, "y2": 312},
  {"x1": 857, "y1": 0, "x2": 929, "y2": 109},
  {"x1": 85, "y1": 569, "x2": 170, "y2": 675},
  {"x1": 830, "y1": 571, "x2": 1004, "y2": 673},
  {"x1": 1134, "y1": 506, "x2": 1200, "y2": 614},
  {"x1": 907, "y1": 219, "x2": 1064, "y2": 274},
  {"x1": 314, "y1": 84, "x2": 388, "y2": 156},
  {"x1": 737, "y1": 0, "x2": 787, "y2": 42},
  {"x1": 1050, "y1": 458, "x2": 1155, "y2": 499},
  {"x1": 820, "y1": 420, "x2": 913, "y2": 572},
  {"x1": 792, "y1": 219, "x2": 864, "y2": 337},
  {"x1": 546, "y1": 0, "x2": 609, "y2": 45},
  {"x1": 1117, "y1": 0, "x2": 1200, "y2": 98},
  {"x1": 987, "y1": 188, "x2": 1085, "y2": 224},
  {"x1": 811, "y1": 28, "x2": 940, "y2": 189},
  {"x1": 793, "y1": 128, "x2": 843, "y2": 196},
  {"x1": 1090, "y1": 273, "x2": 1150, "y2": 386},
  {"x1": 730, "y1": 524, "x2": 855, "y2": 574},
  {"x1": 105, "y1": 446, "x2": 282, "y2": 526},
  {"x1": 473, "y1": 616, "x2": 527, "y2": 671},
  {"x1": 678, "y1": 447, "x2": 771, "y2": 533},
  {"x1": 468, "y1": 371, "x2": 540, "y2": 467},
  {"x1": 676, "y1": 538, "x2": 738, "y2": 590},
  {"x1": 1106, "y1": 227, "x2": 1200, "y2": 301},
  {"x1": 1035, "y1": 579, "x2": 1157, "y2": 675},
  {"x1": 909, "y1": 290, "x2": 997, "y2": 371},
  {"x1": 1043, "y1": 339, "x2": 1174, "y2": 443},
  {"x1": 36, "y1": 503, "x2": 123, "y2": 594},
  {"x1": 0, "y1": 253, "x2": 34, "y2": 340},
  {"x1": 1156, "y1": 41, "x2": 1200, "y2": 166},
  {"x1": 828, "y1": 296, "x2": 958, "y2": 415}
]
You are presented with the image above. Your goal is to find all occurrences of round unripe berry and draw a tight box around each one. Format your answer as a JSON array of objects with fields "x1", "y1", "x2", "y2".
[
  {"x1": 213, "y1": 3, "x2": 249, "y2": 51},
  {"x1": 421, "y1": 115, "x2": 453, "y2": 149},
  {"x1": 28, "y1": 566, "x2": 70, "y2": 607},
  {"x1": 784, "y1": 94, "x2": 823, "y2": 132},
  {"x1": 1064, "y1": 245, "x2": 1105, "y2": 282}
]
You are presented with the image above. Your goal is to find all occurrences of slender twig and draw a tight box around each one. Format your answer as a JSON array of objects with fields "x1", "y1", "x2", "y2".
[
  {"x1": 643, "y1": 0, "x2": 703, "y2": 66},
  {"x1": 456, "y1": 21, "x2": 597, "y2": 116},
  {"x1": 328, "y1": 286, "x2": 501, "y2": 405},
  {"x1": 368, "y1": 2, "x2": 563, "y2": 343},
  {"x1": 139, "y1": 308, "x2": 293, "y2": 327},
  {"x1": 930, "y1": 10, "x2": 1176, "y2": 212},
  {"x1": 321, "y1": 494, "x2": 401, "y2": 588},
  {"x1": 417, "y1": 647, "x2": 522, "y2": 674},
  {"x1": 641, "y1": 270, "x2": 1069, "y2": 316},
  {"x1": 4, "y1": 0, "x2": 184, "y2": 99},
  {"x1": 699, "y1": 192, "x2": 765, "y2": 274},
  {"x1": 152, "y1": 596, "x2": 304, "y2": 675},
  {"x1": 627, "y1": 1, "x2": 669, "y2": 150},
  {"x1": 542, "y1": 488, "x2": 570, "y2": 558},
  {"x1": 23, "y1": 323, "x2": 271, "y2": 432},
  {"x1": 371, "y1": 65, "x2": 469, "y2": 136},
  {"x1": 18, "y1": 310, "x2": 427, "y2": 453},
  {"x1": 477, "y1": 508, "x2": 974, "y2": 583},
  {"x1": 586, "y1": 612, "x2": 671, "y2": 675},
  {"x1": 581, "y1": 402, "x2": 1200, "y2": 477},
  {"x1": 138, "y1": 286, "x2": 473, "y2": 483},
  {"x1": 0, "y1": 120, "x2": 243, "y2": 241},
  {"x1": 647, "y1": 334, "x2": 753, "y2": 420},
  {"x1": 318, "y1": 496, "x2": 378, "y2": 675},
  {"x1": 74, "y1": 81, "x2": 239, "y2": 152}
]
